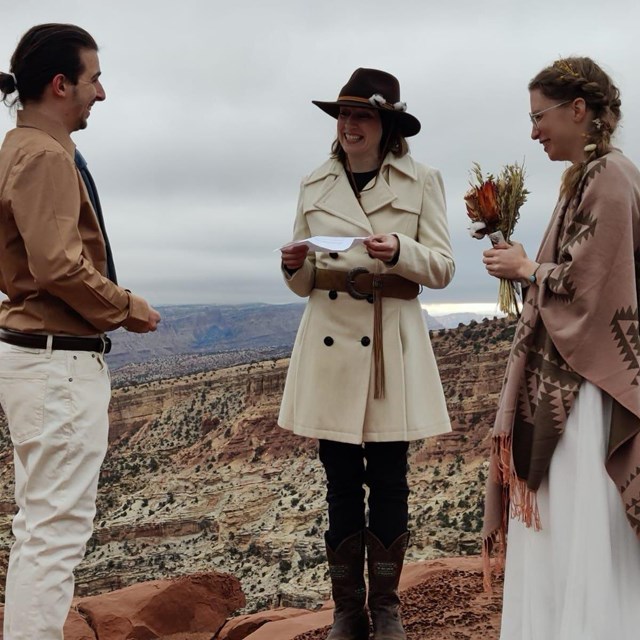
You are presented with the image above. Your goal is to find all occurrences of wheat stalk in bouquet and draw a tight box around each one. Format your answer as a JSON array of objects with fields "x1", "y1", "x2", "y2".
[{"x1": 465, "y1": 162, "x2": 529, "y2": 317}]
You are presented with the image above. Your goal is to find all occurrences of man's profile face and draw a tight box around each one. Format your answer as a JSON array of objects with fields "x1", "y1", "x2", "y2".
[{"x1": 69, "y1": 48, "x2": 106, "y2": 132}]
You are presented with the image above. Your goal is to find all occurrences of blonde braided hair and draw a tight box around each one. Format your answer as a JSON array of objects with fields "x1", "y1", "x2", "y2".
[{"x1": 529, "y1": 57, "x2": 622, "y2": 199}]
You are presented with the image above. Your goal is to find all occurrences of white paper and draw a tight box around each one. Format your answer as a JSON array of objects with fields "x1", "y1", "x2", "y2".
[{"x1": 278, "y1": 236, "x2": 367, "y2": 253}]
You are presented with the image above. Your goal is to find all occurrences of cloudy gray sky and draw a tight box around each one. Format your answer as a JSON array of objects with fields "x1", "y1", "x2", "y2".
[{"x1": 1, "y1": 0, "x2": 639, "y2": 313}]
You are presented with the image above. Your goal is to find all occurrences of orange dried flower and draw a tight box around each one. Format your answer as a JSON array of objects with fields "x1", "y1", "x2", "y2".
[
  {"x1": 476, "y1": 180, "x2": 500, "y2": 225},
  {"x1": 464, "y1": 181, "x2": 500, "y2": 228}
]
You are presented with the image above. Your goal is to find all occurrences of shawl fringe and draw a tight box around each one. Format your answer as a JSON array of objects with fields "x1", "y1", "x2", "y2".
[
  {"x1": 482, "y1": 433, "x2": 541, "y2": 592},
  {"x1": 509, "y1": 476, "x2": 541, "y2": 532},
  {"x1": 482, "y1": 527, "x2": 505, "y2": 592}
]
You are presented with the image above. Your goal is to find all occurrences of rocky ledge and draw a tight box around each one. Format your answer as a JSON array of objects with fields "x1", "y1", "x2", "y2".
[
  {"x1": 0, "y1": 571, "x2": 244, "y2": 640},
  {"x1": 0, "y1": 557, "x2": 503, "y2": 639}
]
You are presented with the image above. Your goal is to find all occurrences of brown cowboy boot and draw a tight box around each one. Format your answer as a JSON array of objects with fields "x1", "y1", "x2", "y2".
[
  {"x1": 325, "y1": 530, "x2": 369, "y2": 640},
  {"x1": 365, "y1": 530, "x2": 410, "y2": 640}
]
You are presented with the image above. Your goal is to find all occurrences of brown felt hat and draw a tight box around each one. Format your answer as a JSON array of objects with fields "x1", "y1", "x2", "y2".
[{"x1": 312, "y1": 67, "x2": 421, "y2": 137}]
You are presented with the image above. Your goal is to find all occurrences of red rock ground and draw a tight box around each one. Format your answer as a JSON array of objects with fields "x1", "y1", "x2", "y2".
[
  {"x1": 0, "y1": 559, "x2": 503, "y2": 639},
  {"x1": 292, "y1": 563, "x2": 503, "y2": 640},
  {"x1": 232, "y1": 557, "x2": 504, "y2": 640},
  {"x1": 0, "y1": 571, "x2": 245, "y2": 640}
]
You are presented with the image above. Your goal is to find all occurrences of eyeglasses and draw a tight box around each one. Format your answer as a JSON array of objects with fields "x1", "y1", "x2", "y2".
[{"x1": 529, "y1": 100, "x2": 571, "y2": 128}]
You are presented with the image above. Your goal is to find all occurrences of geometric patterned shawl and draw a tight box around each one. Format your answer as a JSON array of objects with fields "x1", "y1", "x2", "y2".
[{"x1": 483, "y1": 150, "x2": 640, "y2": 584}]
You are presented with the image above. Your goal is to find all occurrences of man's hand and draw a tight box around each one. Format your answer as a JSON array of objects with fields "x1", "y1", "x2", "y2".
[{"x1": 143, "y1": 306, "x2": 161, "y2": 332}]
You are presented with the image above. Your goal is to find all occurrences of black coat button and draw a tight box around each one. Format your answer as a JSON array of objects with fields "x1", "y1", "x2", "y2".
[
  {"x1": 329, "y1": 290, "x2": 338, "y2": 300},
  {"x1": 324, "y1": 336, "x2": 334, "y2": 346},
  {"x1": 329, "y1": 252, "x2": 339, "y2": 259},
  {"x1": 361, "y1": 336, "x2": 371, "y2": 347}
]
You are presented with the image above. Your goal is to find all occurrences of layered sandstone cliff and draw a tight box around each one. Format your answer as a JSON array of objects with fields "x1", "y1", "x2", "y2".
[{"x1": 0, "y1": 318, "x2": 513, "y2": 612}]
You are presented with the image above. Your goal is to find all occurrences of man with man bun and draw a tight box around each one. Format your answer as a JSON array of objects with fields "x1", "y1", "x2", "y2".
[{"x1": 0, "y1": 23, "x2": 161, "y2": 639}]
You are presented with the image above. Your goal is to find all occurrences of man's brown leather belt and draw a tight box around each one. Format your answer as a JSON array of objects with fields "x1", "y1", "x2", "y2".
[
  {"x1": 315, "y1": 268, "x2": 420, "y2": 300},
  {"x1": 0, "y1": 328, "x2": 112, "y2": 354},
  {"x1": 314, "y1": 268, "x2": 420, "y2": 400}
]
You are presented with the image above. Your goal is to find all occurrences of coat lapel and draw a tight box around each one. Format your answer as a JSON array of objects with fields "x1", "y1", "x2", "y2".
[
  {"x1": 311, "y1": 167, "x2": 373, "y2": 235},
  {"x1": 304, "y1": 154, "x2": 420, "y2": 232},
  {"x1": 361, "y1": 154, "x2": 419, "y2": 215},
  {"x1": 359, "y1": 175, "x2": 396, "y2": 215}
]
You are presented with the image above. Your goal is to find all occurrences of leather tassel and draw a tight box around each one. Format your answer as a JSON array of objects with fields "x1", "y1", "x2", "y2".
[{"x1": 373, "y1": 276, "x2": 385, "y2": 399}]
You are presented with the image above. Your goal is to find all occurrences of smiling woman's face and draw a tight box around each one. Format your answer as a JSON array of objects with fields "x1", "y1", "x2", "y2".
[
  {"x1": 529, "y1": 89, "x2": 588, "y2": 164},
  {"x1": 337, "y1": 106, "x2": 382, "y2": 169}
]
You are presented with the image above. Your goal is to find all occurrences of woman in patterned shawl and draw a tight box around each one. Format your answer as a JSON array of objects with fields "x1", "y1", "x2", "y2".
[{"x1": 482, "y1": 57, "x2": 640, "y2": 639}]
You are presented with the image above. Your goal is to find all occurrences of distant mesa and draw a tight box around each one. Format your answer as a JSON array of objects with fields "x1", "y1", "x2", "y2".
[{"x1": 105, "y1": 302, "x2": 492, "y2": 371}]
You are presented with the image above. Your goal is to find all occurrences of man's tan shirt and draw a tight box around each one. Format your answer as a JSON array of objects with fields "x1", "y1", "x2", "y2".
[{"x1": 0, "y1": 111, "x2": 149, "y2": 335}]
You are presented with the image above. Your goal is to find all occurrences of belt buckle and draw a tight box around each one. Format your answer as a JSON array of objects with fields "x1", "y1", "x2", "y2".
[
  {"x1": 100, "y1": 335, "x2": 111, "y2": 355},
  {"x1": 346, "y1": 267, "x2": 370, "y2": 300}
]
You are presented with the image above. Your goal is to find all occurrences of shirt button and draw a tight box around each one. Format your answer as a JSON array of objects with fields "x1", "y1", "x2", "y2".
[
  {"x1": 361, "y1": 336, "x2": 371, "y2": 347},
  {"x1": 329, "y1": 252, "x2": 339, "y2": 259},
  {"x1": 324, "y1": 336, "x2": 334, "y2": 347},
  {"x1": 329, "y1": 290, "x2": 338, "y2": 300}
]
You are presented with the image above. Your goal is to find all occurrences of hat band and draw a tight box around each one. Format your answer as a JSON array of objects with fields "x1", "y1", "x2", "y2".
[{"x1": 338, "y1": 95, "x2": 395, "y2": 110}]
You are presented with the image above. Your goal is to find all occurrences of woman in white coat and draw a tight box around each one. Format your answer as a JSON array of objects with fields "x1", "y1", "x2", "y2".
[{"x1": 279, "y1": 68, "x2": 454, "y2": 640}]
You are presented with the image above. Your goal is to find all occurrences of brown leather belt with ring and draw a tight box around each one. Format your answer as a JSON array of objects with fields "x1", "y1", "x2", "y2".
[
  {"x1": 315, "y1": 268, "x2": 420, "y2": 300},
  {"x1": 0, "y1": 328, "x2": 112, "y2": 354},
  {"x1": 314, "y1": 268, "x2": 420, "y2": 399}
]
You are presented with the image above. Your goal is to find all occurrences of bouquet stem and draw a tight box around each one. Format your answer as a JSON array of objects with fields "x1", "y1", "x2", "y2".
[{"x1": 498, "y1": 278, "x2": 520, "y2": 318}]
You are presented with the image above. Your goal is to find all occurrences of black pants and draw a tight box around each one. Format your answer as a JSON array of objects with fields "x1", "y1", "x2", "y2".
[{"x1": 318, "y1": 439, "x2": 410, "y2": 549}]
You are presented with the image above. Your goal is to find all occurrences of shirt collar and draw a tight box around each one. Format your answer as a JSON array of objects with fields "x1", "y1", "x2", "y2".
[{"x1": 16, "y1": 110, "x2": 76, "y2": 158}]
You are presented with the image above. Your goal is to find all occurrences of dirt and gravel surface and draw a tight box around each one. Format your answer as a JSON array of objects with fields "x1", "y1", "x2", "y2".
[{"x1": 293, "y1": 565, "x2": 503, "y2": 640}]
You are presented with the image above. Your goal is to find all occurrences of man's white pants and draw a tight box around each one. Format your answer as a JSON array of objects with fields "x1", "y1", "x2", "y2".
[{"x1": 0, "y1": 340, "x2": 110, "y2": 640}]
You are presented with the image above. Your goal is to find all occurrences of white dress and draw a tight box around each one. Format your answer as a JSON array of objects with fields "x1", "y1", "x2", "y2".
[{"x1": 500, "y1": 381, "x2": 640, "y2": 640}]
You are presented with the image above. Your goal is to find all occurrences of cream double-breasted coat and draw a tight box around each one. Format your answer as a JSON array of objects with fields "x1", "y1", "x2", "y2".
[{"x1": 278, "y1": 152, "x2": 454, "y2": 444}]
